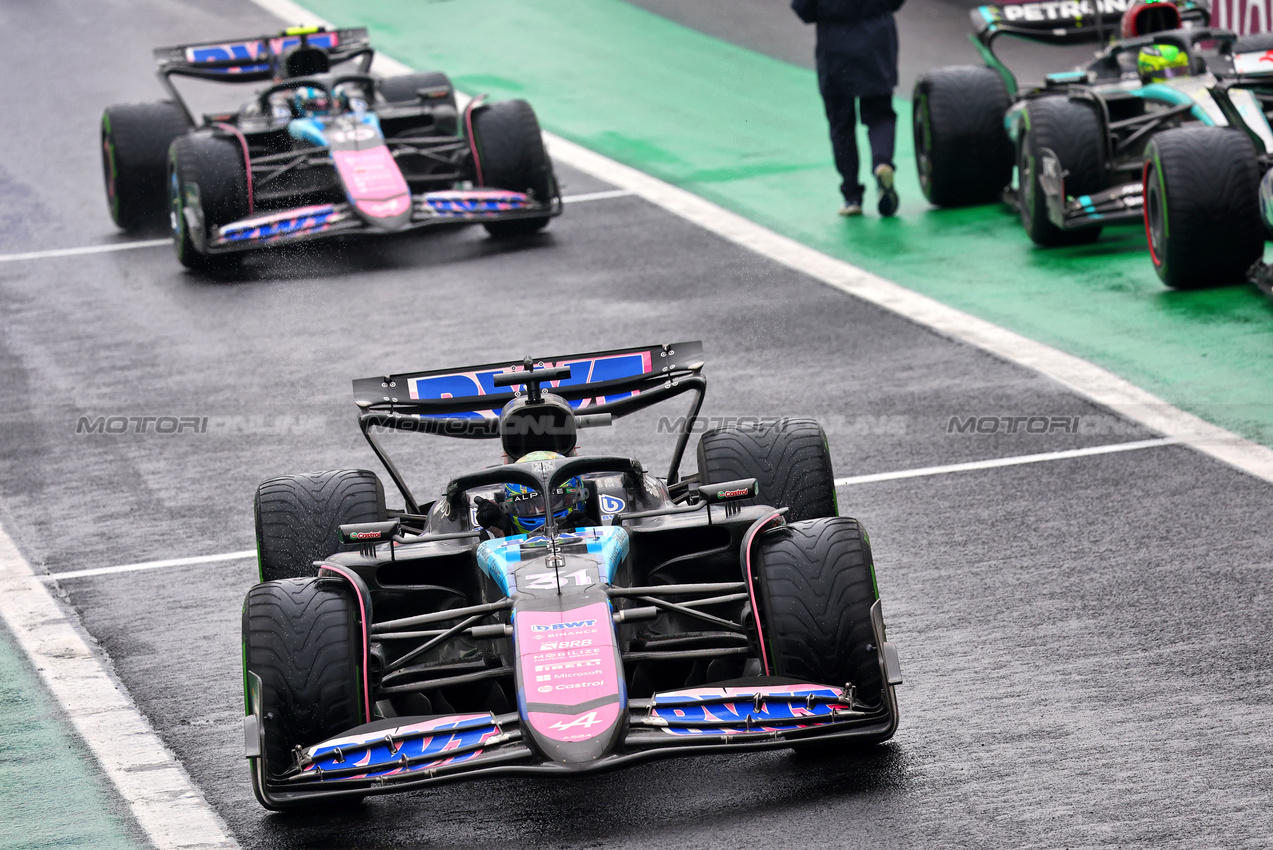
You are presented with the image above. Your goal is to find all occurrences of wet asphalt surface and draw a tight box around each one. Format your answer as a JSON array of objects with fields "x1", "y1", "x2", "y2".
[{"x1": 1, "y1": 0, "x2": 1272, "y2": 847}]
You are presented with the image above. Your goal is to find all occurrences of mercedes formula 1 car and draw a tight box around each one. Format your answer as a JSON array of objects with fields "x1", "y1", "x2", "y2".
[
  {"x1": 101, "y1": 26, "x2": 560, "y2": 269},
  {"x1": 242, "y1": 342, "x2": 902, "y2": 810},
  {"x1": 1141, "y1": 33, "x2": 1273, "y2": 289},
  {"x1": 913, "y1": 0, "x2": 1272, "y2": 269}
]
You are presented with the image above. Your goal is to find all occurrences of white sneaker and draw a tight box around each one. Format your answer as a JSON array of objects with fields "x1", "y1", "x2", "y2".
[{"x1": 839, "y1": 200, "x2": 863, "y2": 217}]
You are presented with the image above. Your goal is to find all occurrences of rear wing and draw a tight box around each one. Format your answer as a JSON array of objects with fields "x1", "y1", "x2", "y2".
[
  {"x1": 971, "y1": 0, "x2": 1210, "y2": 94},
  {"x1": 152, "y1": 26, "x2": 373, "y2": 83},
  {"x1": 353, "y1": 342, "x2": 707, "y2": 509},
  {"x1": 354, "y1": 341, "x2": 704, "y2": 421}
]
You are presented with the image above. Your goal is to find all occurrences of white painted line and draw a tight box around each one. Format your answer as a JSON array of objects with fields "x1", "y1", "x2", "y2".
[
  {"x1": 42, "y1": 441, "x2": 1174, "y2": 584},
  {"x1": 247, "y1": 0, "x2": 1273, "y2": 489},
  {"x1": 0, "y1": 239, "x2": 170, "y2": 264},
  {"x1": 562, "y1": 188, "x2": 636, "y2": 204},
  {"x1": 835, "y1": 437, "x2": 1180, "y2": 487},
  {"x1": 0, "y1": 526, "x2": 238, "y2": 849},
  {"x1": 0, "y1": 194, "x2": 626, "y2": 267},
  {"x1": 41, "y1": 549, "x2": 256, "y2": 582}
]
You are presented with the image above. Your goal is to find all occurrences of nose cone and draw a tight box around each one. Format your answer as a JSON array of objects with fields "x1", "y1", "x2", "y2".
[{"x1": 514, "y1": 599, "x2": 627, "y2": 765}]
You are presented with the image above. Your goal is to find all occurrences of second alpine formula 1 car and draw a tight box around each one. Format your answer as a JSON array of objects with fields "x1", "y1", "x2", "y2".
[
  {"x1": 101, "y1": 26, "x2": 560, "y2": 269},
  {"x1": 242, "y1": 342, "x2": 902, "y2": 810}
]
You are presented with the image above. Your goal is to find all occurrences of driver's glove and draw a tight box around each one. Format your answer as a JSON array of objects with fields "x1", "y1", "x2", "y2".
[{"x1": 473, "y1": 495, "x2": 514, "y2": 536}]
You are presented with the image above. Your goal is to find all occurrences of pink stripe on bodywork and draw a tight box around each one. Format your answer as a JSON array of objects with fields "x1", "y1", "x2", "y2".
[
  {"x1": 463, "y1": 95, "x2": 489, "y2": 186},
  {"x1": 318, "y1": 565, "x2": 372, "y2": 723},
  {"x1": 213, "y1": 122, "x2": 254, "y2": 214},
  {"x1": 742, "y1": 511, "x2": 784, "y2": 676}
]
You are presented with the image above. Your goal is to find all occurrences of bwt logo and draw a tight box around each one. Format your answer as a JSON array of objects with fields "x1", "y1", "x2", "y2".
[{"x1": 531, "y1": 620, "x2": 597, "y2": 632}]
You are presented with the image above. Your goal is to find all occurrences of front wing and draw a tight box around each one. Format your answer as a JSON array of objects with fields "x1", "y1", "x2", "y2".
[
  {"x1": 1035, "y1": 147, "x2": 1142, "y2": 230},
  {"x1": 189, "y1": 190, "x2": 562, "y2": 254},
  {"x1": 248, "y1": 682, "x2": 899, "y2": 808},
  {"x1": 246, "y1": 603, "x2": 902, "y2": 809}
]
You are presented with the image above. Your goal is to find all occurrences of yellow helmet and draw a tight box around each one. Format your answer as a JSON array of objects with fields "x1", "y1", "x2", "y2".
[{"x1": 1137, "y1": 44, "x2": 1190, "y2": 84}]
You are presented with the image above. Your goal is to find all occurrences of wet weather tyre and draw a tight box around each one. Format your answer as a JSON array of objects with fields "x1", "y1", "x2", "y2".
[
  {"x1": 379, "y1": 72, "x2": 458, "y2": 136},
  {"x1": 244, "y1": 578, "x2": 365, "y2": 801},
  {"x1": 379, "y1": 71, "x2": 457, "y2": 109},
  {"x1": 696, "y1": 418, "x2": 837, "y2": 522},
  {"x1": 168, "y1": 132, "x2": 250, "y2": 270},
  {"x1": 1018, "y1": 97, "x2": 1105, "y2": 247},
  {"x1": 255, "y1": 470, "x2": 386, "y2": 583},
  {"x1": 754, "y1": 517, "x2": 883, "y2": 705},
  {"x1": 912, "y1": 66, "x2": 1014, "y2": 207},
  {"x1": 470, "y1": 99, "x2": 556, "y2": 237},
  {"x1": 101, "y1": 101, "x2": 189, "y2": 232},
  {"x1": 1143, "y1": 128, "x2": 1262, "y2": 289}
]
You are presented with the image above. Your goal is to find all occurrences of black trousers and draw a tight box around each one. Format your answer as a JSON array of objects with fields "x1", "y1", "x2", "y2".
[{"x1": 819, "y1": 85, "x2": 896, "y2": 203}]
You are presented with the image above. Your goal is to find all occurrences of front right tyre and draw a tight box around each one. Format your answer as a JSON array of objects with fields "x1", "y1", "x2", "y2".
[
  {"x1": 167, "y1": 132, "x2": 250, "y2": 270},
  {"x1": 1018, "y1": 96, "x2": 1105, "y2": 247},
  {"x1": 243, "y1": 578, "x2": 366, "y2": 809}
]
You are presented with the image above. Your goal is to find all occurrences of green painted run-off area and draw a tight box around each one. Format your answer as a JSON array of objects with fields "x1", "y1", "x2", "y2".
[
  {"x1": 0, "y1": 620, "x2": 144, "y2": 850},
  {"x1": 308, "y1": 0, "x2": 1273, "y2": 445}
]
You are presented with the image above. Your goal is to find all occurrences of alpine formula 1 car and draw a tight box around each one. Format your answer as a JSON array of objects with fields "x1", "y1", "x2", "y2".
[
  {"x1": 913, "y1": 0, "x2": 1273, "y2": 263},
  {"x1": 101, "y1": 26, "x2": 560, "y2": 269},
  {"x1": 242, "y1": 342, "x2": 902, "y2": 810}
]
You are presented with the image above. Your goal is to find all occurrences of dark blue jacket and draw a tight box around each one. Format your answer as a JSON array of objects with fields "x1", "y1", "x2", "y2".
[{"x1": 792, "y1": 0, "x2": 902, "y2": 97}]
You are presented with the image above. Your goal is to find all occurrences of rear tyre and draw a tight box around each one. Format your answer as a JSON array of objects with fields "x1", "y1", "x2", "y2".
[
  {"x1": 1018, "y1": 97, "x2": 1105, "y2": 247},
  {"x1": 1143, "y1": 128, "x2": 1263, "y2": 289},
  {"x1": 696, "y1": 418, "x2": 837, "y2": 522},
  {"x1": 379, "y1": 71, "x2": 458, "y2": 136},
  {"x1": 470, "y1": 100, "x2": 556, "y2": 237},
  {"x1": 168, "y1": 133, "x2": 250, "y2": 270},
  {"x1": 255, "y1": 470, "x2": 386, "y2": 583},
  {"x1": 101, "y1": 101, "x2": 189, "y2": 232},
  {"x1": 754, "y1": 517, "x2": 884, "y2": 706},
  {"x1": 912, "y1": 66, "x2": 1014, "y2": 207},
  {"x1": 244, "y1": 578, "x2": 365, "y2": 804}
]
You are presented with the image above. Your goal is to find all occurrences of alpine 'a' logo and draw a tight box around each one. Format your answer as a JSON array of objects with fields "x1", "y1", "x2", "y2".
[{"x1": 549, "y1": 710, "x2": 605, "y2": 731}]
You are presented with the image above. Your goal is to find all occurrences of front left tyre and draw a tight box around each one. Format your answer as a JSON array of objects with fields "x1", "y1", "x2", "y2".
[
  {"x1": 244, "y1": 578, "x2": 366, "y2": 809},
  {"x1": 754, "y1": 517, "x2": 884, "y2": 706},
  {"x1": 1143, "y1": 127, "x2": 1263, "y2": 289},
  {"x1": 101, "y1": 101, "x2": 189, "y2": 232},
  {"x1": 470, "y1": 99, "x2": 557, "y2": 238}
]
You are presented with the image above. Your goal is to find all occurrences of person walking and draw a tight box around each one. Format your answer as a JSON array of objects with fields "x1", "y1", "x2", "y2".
[{"x1": 792, "y1": 0, "x2": 903, "y2": 217}]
